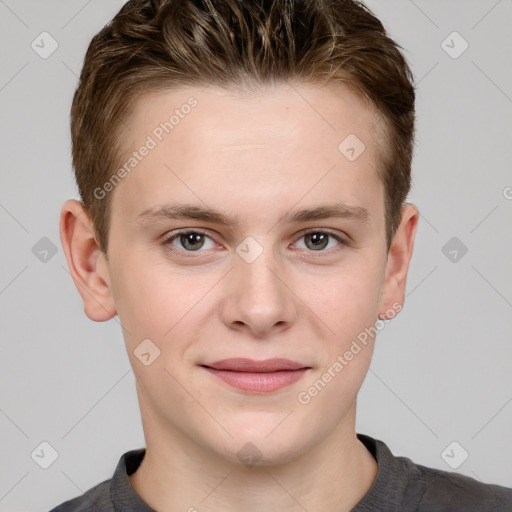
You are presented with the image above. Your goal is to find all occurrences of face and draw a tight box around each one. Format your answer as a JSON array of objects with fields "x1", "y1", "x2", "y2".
[{"x1": 63, "y1": 81, "x2": 417, "y2": 466}]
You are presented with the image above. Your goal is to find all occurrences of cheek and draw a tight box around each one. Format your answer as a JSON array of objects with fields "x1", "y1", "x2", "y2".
[
  {"x1": 302, "y1": 261, "x2": 383, "y2": 337},
  {"x1": 110, "y1": 254, "x2": 216, "y2": 352},
  {"x1": 295, "y1": 269, "x2": 380, "y2": 426}
]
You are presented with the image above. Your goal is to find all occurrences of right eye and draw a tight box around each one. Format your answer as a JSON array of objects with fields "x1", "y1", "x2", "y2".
[{"x1": 161, "y1": 230, "x2": 218, "y2": 254}]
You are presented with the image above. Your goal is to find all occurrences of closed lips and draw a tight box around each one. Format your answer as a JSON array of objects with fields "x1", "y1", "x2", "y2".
[{"x1": 201, "y1": 358, "x2": 310, "y2": 372}]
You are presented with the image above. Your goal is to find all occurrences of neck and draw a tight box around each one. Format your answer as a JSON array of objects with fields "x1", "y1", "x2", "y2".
[{"x1": 129, "y1": 401, "x2": 378, "y2": 512}]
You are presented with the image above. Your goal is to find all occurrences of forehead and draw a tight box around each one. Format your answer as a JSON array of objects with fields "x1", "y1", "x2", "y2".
[
  {"x1": 127, "y1": 81, "x2": 382, "y2": 154},
  {"x1": 111, "y1": 81, "x2": 385, "y2": 226}
]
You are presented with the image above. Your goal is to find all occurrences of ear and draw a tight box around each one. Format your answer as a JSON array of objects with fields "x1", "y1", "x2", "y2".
[
  {"x1": 59, "y1": 199, "x2": 117, "y2": 321},
  {"x1": 378, "y1": 203, "x2": 419, "y2": 317}
]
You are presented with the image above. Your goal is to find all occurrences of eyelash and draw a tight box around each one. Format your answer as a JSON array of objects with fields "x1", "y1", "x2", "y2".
[{"x1": 161, "y1": 229, "x2": 347, "y2": 257}]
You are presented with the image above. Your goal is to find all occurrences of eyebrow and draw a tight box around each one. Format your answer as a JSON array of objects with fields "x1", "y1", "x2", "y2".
[{"x1": 136, "y1": 202, "x2": 369, "y2": 227}]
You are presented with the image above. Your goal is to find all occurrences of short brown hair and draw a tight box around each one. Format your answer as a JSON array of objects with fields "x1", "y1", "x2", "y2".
[{"x1": 70, "y1": 0, "x2": 415, "y2": 253}]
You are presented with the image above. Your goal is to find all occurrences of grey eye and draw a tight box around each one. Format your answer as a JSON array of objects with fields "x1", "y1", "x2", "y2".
[
  {"x1": 305, "y1": 232, "x2": 329, "y2": 250},
  {"x1": 165, "y1": 231, "x2": 216, "y2": 252},
  {"x1": 295, "y1": 231, "x2": 342, "y2": 252},
  {"x1": 179, "y1": 232, "x2": 206, "y2": 251}
]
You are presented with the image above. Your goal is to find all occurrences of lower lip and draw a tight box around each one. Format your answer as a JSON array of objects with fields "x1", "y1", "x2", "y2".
[{"x1": 203, "y1": 367, "x2": 308, "y2": 393}]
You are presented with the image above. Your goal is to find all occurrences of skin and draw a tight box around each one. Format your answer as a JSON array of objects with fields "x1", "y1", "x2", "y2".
[{"x1": 60, "y1": 81, "x2": 418, "y2": 511}]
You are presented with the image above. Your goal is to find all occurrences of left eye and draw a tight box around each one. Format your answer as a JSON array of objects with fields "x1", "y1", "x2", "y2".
[{"x1": 295, "y1": 231, "x2": 342, "y2": 251}]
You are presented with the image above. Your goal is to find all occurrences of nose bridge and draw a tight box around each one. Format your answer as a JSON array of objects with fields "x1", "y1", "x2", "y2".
[
  {"x1": 237, "y1": 238, "x2": 285, "y2": 306},
  {"x1": 222, "y1": 236, "x2": 297, "y2": 334}
]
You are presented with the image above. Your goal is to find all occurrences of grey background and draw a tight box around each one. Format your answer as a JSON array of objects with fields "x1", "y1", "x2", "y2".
[{"x1": 0, "y1": 1, "x2": 511, "y2": 510}]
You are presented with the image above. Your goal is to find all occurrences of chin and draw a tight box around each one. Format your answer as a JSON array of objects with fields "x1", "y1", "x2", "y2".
[{"x1": 209, "y1": 423, "x2": 313, "y2": 468}]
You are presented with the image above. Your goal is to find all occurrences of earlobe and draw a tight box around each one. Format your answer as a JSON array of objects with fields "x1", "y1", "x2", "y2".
[
  {"x1": 59, "y1": 199, "x2": 117, "y2": 322},
  {"x1": 378, "y1": 203, "x2": 419, "y2": 318}
]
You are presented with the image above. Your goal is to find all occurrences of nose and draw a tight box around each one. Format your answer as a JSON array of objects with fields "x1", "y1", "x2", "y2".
[{"x1": 219, "y1": 243, "x2": 298, "y2": 338}]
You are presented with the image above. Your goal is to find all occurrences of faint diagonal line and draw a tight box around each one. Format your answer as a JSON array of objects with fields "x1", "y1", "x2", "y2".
[
  {"x1": 266, "y1": 164, "x2": 337, "y2": 234},
  {"x1": 0, "y1": 408, "x2": 29, "y2": 438},
  {"x1": 61, "y1": 0, "x2": 93, "y2": 29},
  {"x1": 471, "y1": 396, "x2": 512, "y2": 439},
  {"x1": 369, "y1": 111, "x2": 386, "y2": 136},
  {"x1": 200, "y1": 470, "x2": 234, "y2": 503},
  {"x1": 265, "y1": 410, "x2": 294, "y2": 438},
  {"x1": 267, "y1": 267, "x2": 336, "y2": 335},
  {"x1": 408, "y1": 0, "x2": 439, "y2": 28},
  {"x1": 0, "y1": 472, "x2": 29, "y2": 503},
  {"x1": 61, "y1": 60, "x2": 79, "y2": 80},
  {"x1": 469, "y1": 204, "x2": 499, "y2": 233},
  {"x1": 163, "y1": 268, "x2": 233, "y2": 337},
  {"x1": 472, "y1": 61, "x2": 512, "y2": 104},
  {"x1": 59, "y1": 265, "x2": 132, "y2": 336},
  {"x1": 264, "y1": 471, "x2": 310, "y2": 512},
  {"x1": 164, "y1": 368, "x2": 234, "y2": 438},
  {"x1": 415, "y1": 62, "x2": 439, "y2": 87},
  {"x1": 61, "y1": 368, "x2": 132, "y2": 439},
  {"x1": 369, "y1": 369, "x2": 439, "y2": 438},
  {"x1": 200, "y1": 82, "x2": 211, "y2": 93},
  {"x1": 287, "y1": 81, "x2": 336, "y2": 130},
  {"x1": 406, "y1": 265, "x2": 438, "y2": 297},
  {"x1": 0, "y1": 202, "x2": 29, "y2": 233},
  {"x1": 472, "y1": 0, "x2": 502, "y2": 29},
  {"x1": 0, "y1": 61, "x2": 29, "y2": 93},
  {"x1": 471, "y1": 265, "x2": 512, "y2": 309},
  {"x1": 471, "y1": 470, "x2": 482, "y2": 482},
  {"x1": 113, "y1": 106, "x2": 133, "y2": 133},
  {"x1": 0, "y1": 0, "x2": 29, "y2": 28},
  {"x1": 60, "y1": 470, "x2": 84, "y2": 494},
  {"x1": 61, "y1": 470, "x2": 98, "y2": 509},
  {"x1": 0, "y1": 265, "x2": 28, "y2": 296},
  {"x1": 419, "y1": 211, "x2": 439, "y2": 234},
  {"x1": 164, "y1": 163, "x2": 210, "y2": 208}
]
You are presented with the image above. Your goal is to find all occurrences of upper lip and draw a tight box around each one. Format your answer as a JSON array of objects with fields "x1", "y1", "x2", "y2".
[{"x1": 202, "y1": 358, "x2": 309, "y2": 372}]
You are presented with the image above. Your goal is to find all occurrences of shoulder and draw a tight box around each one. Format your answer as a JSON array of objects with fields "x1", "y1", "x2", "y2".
[
  {"x1": 401, "y1": 456, "x2": 512, "y2": 511},
  {"x1": 48, "y1": 479, "x2": 112, "y2": 512},
  {"x1": 357, "y1": 434, "x2": 512, "y2": 512},
  {"x1": 47, "y1": 448, "x2": 146, "y2": 512}
]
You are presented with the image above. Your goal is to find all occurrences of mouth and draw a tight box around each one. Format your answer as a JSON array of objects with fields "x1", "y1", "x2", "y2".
[{"x1": 200, "y1": 358, "x2": 311, "y2": 393}]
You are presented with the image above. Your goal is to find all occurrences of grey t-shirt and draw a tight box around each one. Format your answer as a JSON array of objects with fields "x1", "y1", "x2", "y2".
[{"x1": 49, "y1": 433, "x2": 512, "y2": 511}]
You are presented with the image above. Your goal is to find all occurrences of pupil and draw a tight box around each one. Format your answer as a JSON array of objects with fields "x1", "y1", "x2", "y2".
[
  {"x1": 182, "y1": 233, "x2": 204, "y2": 251},
  {"x1": 308, "y1": 233, "x2": 328, "y2": 250}
]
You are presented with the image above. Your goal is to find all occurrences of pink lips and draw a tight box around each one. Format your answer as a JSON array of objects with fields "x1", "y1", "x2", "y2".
[{"x1": 201, "y1": 358, "x2": 310, "y2": 393}]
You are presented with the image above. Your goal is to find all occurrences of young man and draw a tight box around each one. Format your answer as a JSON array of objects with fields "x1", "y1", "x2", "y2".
[{"x1": 52, "y1": 0, "x2": 512, "y2": 510}]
